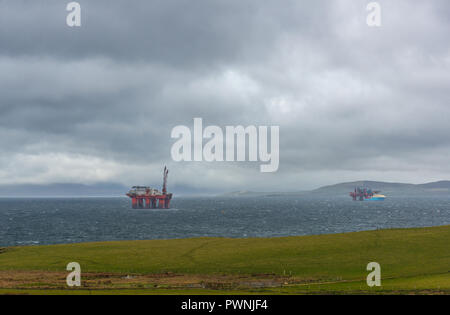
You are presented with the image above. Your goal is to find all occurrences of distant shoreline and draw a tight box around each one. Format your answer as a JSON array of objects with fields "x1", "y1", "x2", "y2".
[{"x1": 1, "y1": 180, "x2": 450, "y2": 198}]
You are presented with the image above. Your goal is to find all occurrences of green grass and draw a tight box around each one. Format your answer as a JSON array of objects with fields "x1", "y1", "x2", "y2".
[{"x1": 1, "y1": 225, "x2": 449, "y2": 294}]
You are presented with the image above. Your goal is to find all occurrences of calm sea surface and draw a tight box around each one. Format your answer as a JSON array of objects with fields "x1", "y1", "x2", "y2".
[{"x1": 1, "y1": 196, "x2": 449, "y2": 247}]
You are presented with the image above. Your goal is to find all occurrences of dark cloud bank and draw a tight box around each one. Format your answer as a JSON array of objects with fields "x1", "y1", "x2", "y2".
[{"x1": 0, "y1": 0, "x2": 449, "y2": 192}]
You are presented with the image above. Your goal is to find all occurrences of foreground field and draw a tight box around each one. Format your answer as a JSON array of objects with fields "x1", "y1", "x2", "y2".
[{"x1": 0, "y1": 225, "x2": 449, "y2": 294}]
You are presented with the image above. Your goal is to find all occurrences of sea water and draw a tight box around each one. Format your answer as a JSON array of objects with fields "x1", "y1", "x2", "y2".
[{"x1": 0, "y1": 195, "x2": 449, "y2": 247}]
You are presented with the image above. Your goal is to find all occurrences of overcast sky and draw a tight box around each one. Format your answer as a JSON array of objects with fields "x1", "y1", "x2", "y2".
[{"x1": 0, "y1": 0, "x2": 449, "y2": 192}]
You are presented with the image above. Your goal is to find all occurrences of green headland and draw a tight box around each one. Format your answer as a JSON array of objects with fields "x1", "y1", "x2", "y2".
[{"x1": 0, "y1": 225, "x2": 449, "y2": 295}]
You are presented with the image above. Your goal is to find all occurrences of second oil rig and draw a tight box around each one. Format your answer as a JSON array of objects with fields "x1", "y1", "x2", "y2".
[
  {"x1": 126, "y1": 166, "x2": 173, "y2": 209},
  {"x1": 349, "y1": 187, "x2": 386, "y2": 201}
]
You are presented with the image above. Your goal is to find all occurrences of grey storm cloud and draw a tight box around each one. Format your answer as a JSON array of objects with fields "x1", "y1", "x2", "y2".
[{"x1": 0, "y1": 0, "x2": 449, "y2": 191}]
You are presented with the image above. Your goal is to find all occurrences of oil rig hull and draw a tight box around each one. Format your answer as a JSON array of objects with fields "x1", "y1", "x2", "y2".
[{"x1": 126, "y1": 166, "x2": 173, "y2": 209}]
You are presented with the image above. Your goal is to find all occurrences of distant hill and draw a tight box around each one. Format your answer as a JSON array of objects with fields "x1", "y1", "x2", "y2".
[
  {"x1": 221, "y1": 191, "x2": 262, "y2": 197},
  {"x1": 417, "y1": 180, "x2": 450, "y2": 190},
  {"x1": 221, "y1": 180, "x2": 450, "y2": 197},
  {"x1": 0, "y1": 182, "x2": 220, "y2": 197},
  {"x1": 220, "y1": 190, "x2": 308, "y2": 197},
  {"x1": 2, "y1": 180, "x2": 449, "y2": 198},
  {"x1": 0, "y1": 183, "x2": 129, "y2": 197},
  {"x1": 313, "y1": 180, "x2": 450, "y2": 195}
]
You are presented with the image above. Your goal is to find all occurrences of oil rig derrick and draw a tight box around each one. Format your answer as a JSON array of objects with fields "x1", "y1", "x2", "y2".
[{"x1": 126, "y1": 166, "x2": 173, "y2": 209}]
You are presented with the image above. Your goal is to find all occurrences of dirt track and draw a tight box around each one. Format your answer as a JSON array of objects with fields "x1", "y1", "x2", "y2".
[{"x1": 0, "y1": 270, "x2": 300, "y2": 290}]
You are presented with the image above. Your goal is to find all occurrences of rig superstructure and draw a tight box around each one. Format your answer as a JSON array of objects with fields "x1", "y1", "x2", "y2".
[
  {"x1": 349, "y1": 187, "x2": 386, "y2": 201},
  {"x1": 126, "y1": 166, "x2": 173, "y2": 209}
]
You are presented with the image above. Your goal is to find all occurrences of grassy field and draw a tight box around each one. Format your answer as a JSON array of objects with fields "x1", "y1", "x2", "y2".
[{"x1": 0, "y1": 225, "x2": 449, "y2": 294}]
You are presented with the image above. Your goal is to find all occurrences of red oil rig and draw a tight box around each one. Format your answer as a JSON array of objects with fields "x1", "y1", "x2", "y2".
[{"x1": 126, "y1": 166, "x2": 173, "y2": 209}]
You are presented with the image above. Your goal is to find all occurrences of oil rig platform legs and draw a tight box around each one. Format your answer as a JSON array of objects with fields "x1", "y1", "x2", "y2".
[{"x1": 126, "y1": 166, "x2": 173, "y2": 209}]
